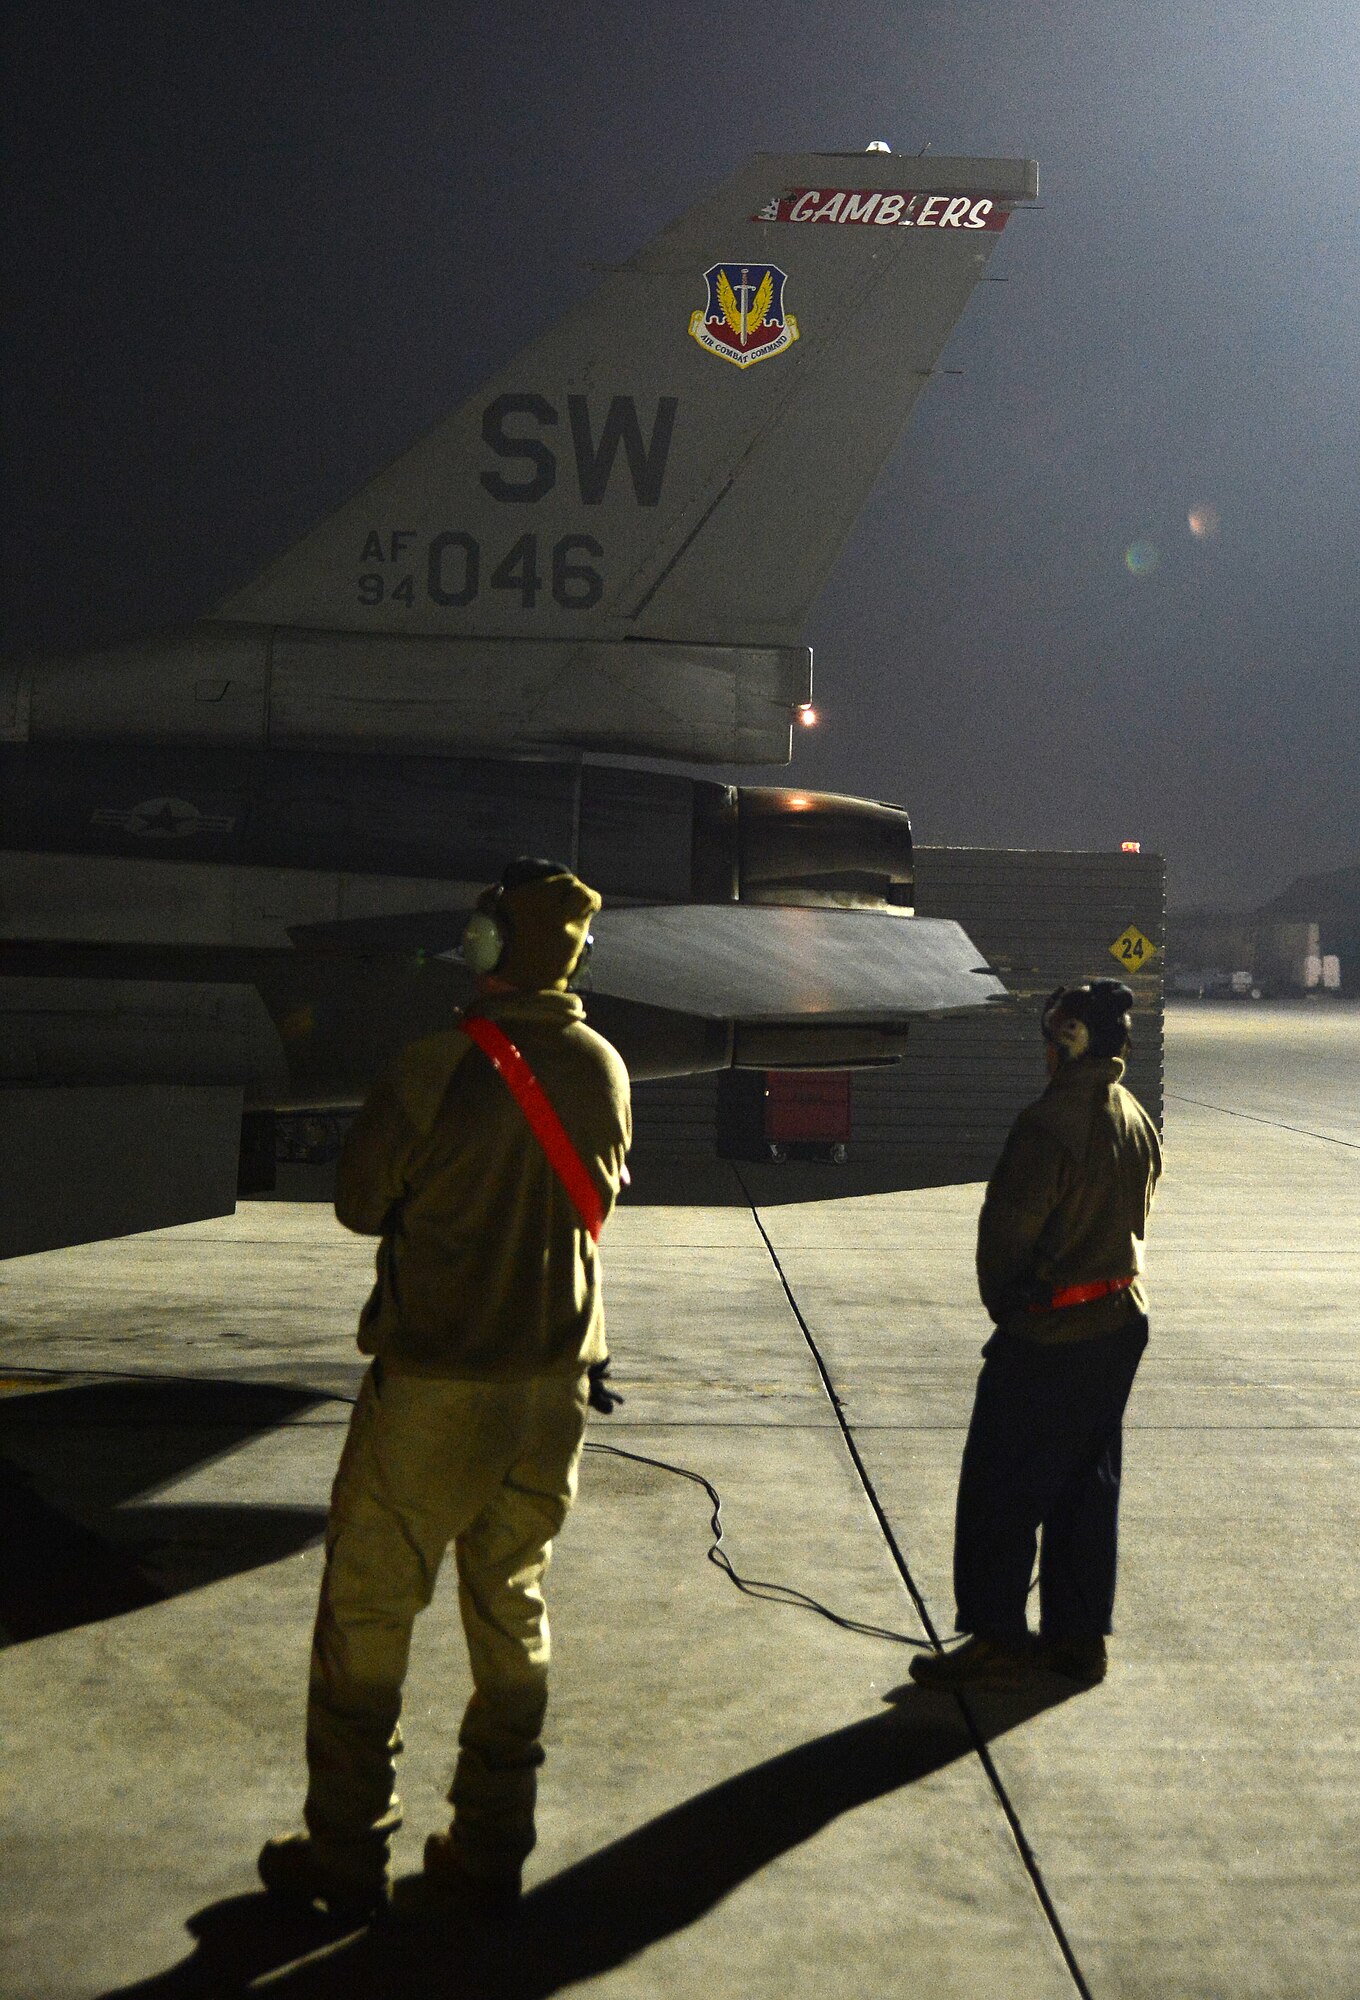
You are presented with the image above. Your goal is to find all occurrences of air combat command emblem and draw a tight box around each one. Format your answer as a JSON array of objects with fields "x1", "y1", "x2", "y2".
[{"x1": 689, "y1": 263, "x2": 799, "y2": 368}]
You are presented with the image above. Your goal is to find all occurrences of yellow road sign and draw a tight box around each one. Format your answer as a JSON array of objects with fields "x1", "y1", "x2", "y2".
[{"x1": 1110, "y1": 925, "x2": 1158, "y2": 971}]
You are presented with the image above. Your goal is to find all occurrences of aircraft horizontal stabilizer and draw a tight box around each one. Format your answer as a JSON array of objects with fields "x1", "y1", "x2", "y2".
[
  {"x1": 290, "y1": 902, "x2": 1007, "y2": 1021},
  {"x1": 587, "y1": 905, "x2": 1006, "y2": 1019}
]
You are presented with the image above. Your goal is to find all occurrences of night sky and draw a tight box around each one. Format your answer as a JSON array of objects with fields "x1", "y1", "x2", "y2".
[{"x1": 5, "y1": 2, "x2": 1358, "y2": 910}]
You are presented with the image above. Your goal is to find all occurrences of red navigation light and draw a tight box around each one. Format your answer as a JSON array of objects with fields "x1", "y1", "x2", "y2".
[{"x1": 1120, "y1": 840, "x2": 1141, "y2": 853}]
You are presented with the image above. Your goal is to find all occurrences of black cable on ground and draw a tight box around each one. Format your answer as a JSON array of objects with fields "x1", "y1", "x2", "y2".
[
  {"x1": 9, "y1": 1339, "x2": 1087, "y2": 1989},
  {"x1": 582, "y1": 1438, "x2": 929, "y2": 1647},
  {"x1": 732, "y1": 1166, "x2": 1095, "y2": 2000}
]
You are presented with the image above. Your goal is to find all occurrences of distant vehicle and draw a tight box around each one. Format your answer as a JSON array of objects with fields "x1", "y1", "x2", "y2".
[{"x1": 1168, "y1": 970, "x2": 1262, "y2": 1000}]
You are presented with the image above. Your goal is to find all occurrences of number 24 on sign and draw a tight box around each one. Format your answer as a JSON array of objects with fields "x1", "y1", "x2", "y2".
[{"x1": 1111, "y1": 926, "x2": 1157, "y2": 968}]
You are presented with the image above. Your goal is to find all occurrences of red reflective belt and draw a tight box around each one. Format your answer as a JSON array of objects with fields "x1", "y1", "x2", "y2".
[
  {"x1": 1030, "y1": 1275, "x2": 1135, "y2": 1314},
  {"x1": 459, "y1": 1014, "x2": 605, "y2": 1243}
]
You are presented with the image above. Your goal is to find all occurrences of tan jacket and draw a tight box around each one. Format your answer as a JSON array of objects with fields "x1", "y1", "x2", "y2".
[
  {"x1": 335, "y1": 989, "x2": 631, "y2": 1379},
  {"x1": 977, "y1": 1056, "x2": 1162, "y2": 1343}
]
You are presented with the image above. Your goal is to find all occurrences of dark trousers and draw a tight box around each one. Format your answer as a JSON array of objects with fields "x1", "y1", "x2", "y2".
[{"x1": 953, "y1": 1315, "x2": 1148, "y2": 1644}]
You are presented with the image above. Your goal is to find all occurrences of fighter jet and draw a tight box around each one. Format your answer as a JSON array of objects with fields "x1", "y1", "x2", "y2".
[{"x1": 0, "y1": 150, "x2": 1037, "y2": 1255}]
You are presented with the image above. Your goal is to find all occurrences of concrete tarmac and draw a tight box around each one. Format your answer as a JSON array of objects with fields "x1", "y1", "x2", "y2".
[{"x1": 0, "y1": 1002, "x2": 1355, "y2": 1998}]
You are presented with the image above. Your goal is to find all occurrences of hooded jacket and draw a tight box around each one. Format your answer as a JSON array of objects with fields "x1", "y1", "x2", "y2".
[
  {"x1": 976, "y1": 1056, "x2": 1162, "y2": 1343},
  {"x1": 334, "y1": 988, "x2": 631, "y2": 1379}
]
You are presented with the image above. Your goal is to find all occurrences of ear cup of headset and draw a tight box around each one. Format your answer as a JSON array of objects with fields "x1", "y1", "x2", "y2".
[
  {"x1": 1040, "y1": 987, "x2": 1066, "y2": 1041},
  {"x1": 1055, "y1": 1016, "x2": 1091, "y2": 1059},
  {"x1": 1042, "y1": 980, "x2": 1131, "y2": 1061},
  {"x1": 1041, "y1": 984, "x2": 1090, "y2": 1059},
  {"x1": 460, "y1": 908, "x2": 507, "y2": 975}
]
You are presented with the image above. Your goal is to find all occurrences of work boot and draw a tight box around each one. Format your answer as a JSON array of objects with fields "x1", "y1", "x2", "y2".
[
  {"x1": 257, "y1": 1832, "x2": 390, "y2": 1922},
  {"x1": 908, "y1": 1634, "x2": 1035, "y2": 1688},
  {"x1": 1039, "y1": 1635, "x2": 1108, "y2": 1684},
  {"x1": 419, "y1": 1831, "x2": 522, "y2": 1915}
]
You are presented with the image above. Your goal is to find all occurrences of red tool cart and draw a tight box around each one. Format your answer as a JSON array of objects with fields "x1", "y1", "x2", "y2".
[
  {"x1": 716, "y1": 1070, "x2": 852, "y2": 1163},
  {"x1": 763, "y1": 1071, "x2": 852, "y2": 1162}
]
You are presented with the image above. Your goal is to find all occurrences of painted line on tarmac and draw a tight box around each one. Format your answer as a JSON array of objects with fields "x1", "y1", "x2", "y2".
[
  {"x1": 735, "y1": 1169, "x2": 1094, "y2": 2000},
  {"x1": 1166, "y1": 1092, "x2": 1360, "y2": 1151}
]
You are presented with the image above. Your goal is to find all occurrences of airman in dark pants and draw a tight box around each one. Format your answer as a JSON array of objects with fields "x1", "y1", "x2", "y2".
[{"x1": 912, "y1": 979, "x2": 1161, "y2": 1687}]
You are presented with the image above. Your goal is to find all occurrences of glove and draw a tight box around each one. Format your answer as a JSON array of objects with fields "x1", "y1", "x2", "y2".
[{"x1": 587, "y1": 1358, "x2": 624, "y2": 1415}]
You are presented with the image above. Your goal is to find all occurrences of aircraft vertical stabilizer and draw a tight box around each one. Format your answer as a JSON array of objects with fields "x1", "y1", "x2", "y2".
[{"x1": 215, "y1": 153, "x2": 1037, "y2": 653}]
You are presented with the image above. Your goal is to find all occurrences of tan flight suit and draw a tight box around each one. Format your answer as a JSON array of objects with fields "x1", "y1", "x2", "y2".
[
  {"x1": 305, "y1": 986, "x2": 631, "y2": 1884},
  {"x1": 976, "y1": 1054, "x2": 1162, "y2": 1340}
]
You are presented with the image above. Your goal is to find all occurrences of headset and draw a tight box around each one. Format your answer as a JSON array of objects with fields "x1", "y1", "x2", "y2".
[
  {"x1": 458, "y1": 858, "x2": 594, "y2": 983},
  {"x1": 1040, "y1": 987, "x2": 1091, "y2": 1062},
  {"x1": 459, "y1": 900, "x2": 511, "y2": 976},
  {"x1": 1041, "y1": 980, "x2": 1135, "y2": 1063}
]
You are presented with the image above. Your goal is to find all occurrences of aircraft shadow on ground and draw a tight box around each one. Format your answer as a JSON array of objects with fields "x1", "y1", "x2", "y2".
[
  {"x1": 624, "y1": 1155, "x2": 992, "y2": 1209},
  {"x1": 103, "y1": 1680, "x2": 1078, "y2": 2000},
  {"x1": 269, "y1": 1153, "x2": 994, "y2": 1212},
  {"x1": 0, "y1": 1377, "x2": 327, "y2": 1643}
]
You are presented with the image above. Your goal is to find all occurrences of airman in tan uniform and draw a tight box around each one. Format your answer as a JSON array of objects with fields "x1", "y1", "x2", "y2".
[{"x1": 260, "y1": 860, "x2": 630, "y2": 1917}]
